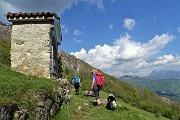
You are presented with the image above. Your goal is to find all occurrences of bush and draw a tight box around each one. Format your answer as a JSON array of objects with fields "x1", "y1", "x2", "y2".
[{"x1": 155, "y1": 111, "x2": 161, "y2": 118}]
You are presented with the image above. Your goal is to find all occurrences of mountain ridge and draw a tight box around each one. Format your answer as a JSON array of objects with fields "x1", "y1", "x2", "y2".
[
  {"x1": 148, "y1": 70, "x2": 180, "y2": 79},
  {"x1": 120, "y1": 72, "x2": 180, "y2": 100}
]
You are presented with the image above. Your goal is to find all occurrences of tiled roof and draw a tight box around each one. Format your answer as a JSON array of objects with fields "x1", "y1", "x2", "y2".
[{"x1": 5, "y1": 12, "x2": 60, "y2": 20}]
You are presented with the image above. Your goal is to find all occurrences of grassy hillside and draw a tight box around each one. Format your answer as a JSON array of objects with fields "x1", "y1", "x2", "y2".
[
  {"x1": 0, "y1": 55, "x2": 179, "y2": 120},
  {"x1": 59, "y1": 54, "x2": 180, "y2": 120},
  {"x1": 0, "y1": 36, "x2": 10, "y2": 66},
  {"x1": 121, "y1": 76, "x2": 180, "y2": 100},
  {"x1": 0, "y1": 64, "x2": 172, "y2": 119},
  {"x1": 57, "y1": 89, "x2": 170, "y2": 120},
  {"x1": 0, "y1": 64, "x2": 59, "y2": 118}
]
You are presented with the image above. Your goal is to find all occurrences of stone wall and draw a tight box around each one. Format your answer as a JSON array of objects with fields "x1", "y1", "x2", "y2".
[{"x1": 11, "y1": 23, "x2": 53, "y2": 78}]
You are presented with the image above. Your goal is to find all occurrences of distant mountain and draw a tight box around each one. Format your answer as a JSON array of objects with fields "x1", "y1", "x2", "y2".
[
  {"x1": 119, "y1": 75, "x2": 139, "y2": 80},
  {"x1": 119, "y1": 74, "x2": 180, "y2": 100},
  {"x1": 148, "y1": 70, "x2": 180, "y2": 79}
]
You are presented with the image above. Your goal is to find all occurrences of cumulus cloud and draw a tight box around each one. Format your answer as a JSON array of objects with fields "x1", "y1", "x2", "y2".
[
  {"x1": 0, "y1": 0, "x2": 104, "y2": 23},
  {"x1": 71, "y1": 33, "x2": 177, "y2": 76},
  {"x1": 154, "y1": 54, "x2": 175, "y2": 65},
  {"x1": 113, "y1": 33, "x2": 144, "y2": 60},
  {"x1": 123, "y1": 18, "x2": 136, "y2": 30},
  {"x1": 143, "y1": 34, "x2": 174, "y2": 53},
  {"x1": 135, "y1": 61, "x2": 148, "y2": 69}
]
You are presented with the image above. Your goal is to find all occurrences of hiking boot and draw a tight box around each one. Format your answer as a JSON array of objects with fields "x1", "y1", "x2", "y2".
[{"x1": 96, "y1": 104, "x2": 101, "y2": 108}]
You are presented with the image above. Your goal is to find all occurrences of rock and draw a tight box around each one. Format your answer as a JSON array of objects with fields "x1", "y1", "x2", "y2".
[{"x1": 37, "y1": 102, "x2": 45, "y2": 108}]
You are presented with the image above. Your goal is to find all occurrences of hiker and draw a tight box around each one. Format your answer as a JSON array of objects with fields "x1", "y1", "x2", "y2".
[
  {"x1": 91, "y1": 70, "x2": 101, "y2": 107},
  {"x1": 72, "y1": 74, "x2": 80, "y2": 95}
]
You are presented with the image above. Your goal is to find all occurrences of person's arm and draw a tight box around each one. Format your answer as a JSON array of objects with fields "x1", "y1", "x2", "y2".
[{"x1": 91, "y1": 77, "x2": 95, "y2": 90}]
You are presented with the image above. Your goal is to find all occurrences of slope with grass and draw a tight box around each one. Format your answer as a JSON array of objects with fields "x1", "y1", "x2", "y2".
[
  {"x1": 59, "y1": 50, "x2": 180, "y2": 120},
  {"x1": 0, "y1": 21, "x2": 11, "y2": 66},
  {"x1": 57, "y1": 89, "x2": 170, "y2": 120},
  {"x1": 0, "y1": 64, "x2": 61, "y2": 119},
  {"x1": 0, "y1": 36, "x2": 10, "y2": 66}
]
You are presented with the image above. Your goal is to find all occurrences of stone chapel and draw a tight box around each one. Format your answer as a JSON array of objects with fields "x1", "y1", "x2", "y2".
[{"x1": 6, "y1": 12, "x2": 62, "y2": 79}]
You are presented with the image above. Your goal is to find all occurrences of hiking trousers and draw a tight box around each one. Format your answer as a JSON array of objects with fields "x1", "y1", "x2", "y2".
[{"x1": 74, "y1": 83, "x2": 80, "y2": 95}]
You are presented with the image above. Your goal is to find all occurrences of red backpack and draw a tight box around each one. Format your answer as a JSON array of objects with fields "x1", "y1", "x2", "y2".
[{"x1": 95, "y1": 72, "x2": 104, "y2": 87}]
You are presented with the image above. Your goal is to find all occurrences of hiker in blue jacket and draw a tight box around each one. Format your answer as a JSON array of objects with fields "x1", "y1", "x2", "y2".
[
  {"x1": 73, "y1": 74, "x2": 80, "y2": 95},
  {"x1": 91, "y1": 70, "x2": 101, "y2": 107}
]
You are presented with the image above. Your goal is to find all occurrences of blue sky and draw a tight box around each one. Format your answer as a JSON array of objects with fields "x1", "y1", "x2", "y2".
[{"x1": 0, "y1": 0, "x2": 180, "y2": 77}]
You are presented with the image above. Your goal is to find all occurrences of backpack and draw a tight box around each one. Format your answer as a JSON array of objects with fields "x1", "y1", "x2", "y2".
[
  {"x1": 95, "y1": 72, "x2": 104, "y2": 87},
  {"x1": 74, "y1": 75, "x2": 80, "y2": 84}
]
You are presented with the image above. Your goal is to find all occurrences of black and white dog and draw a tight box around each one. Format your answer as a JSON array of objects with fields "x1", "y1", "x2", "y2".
[{"x1": 107, "y1": 94, "x2": 117, "y2": 110}]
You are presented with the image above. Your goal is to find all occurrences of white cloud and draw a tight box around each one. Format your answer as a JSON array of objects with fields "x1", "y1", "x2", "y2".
[
  {"x1": 109, "y1": 25, "x2": 113, "y2": 30},
  {"x1": 71, "y1": 33, "x2": 177, "y2": 76},
  {"x1": 61, "y1": 25, "x2": 69, "y2": 34},
  {"x1": 135, "y1": 61, "x2": 148, "y2": 68},
  {"x1": 0, "y1": 0, "x2": 104, "y2": 23},
  {"x1": 72, "y1": 38, "x2": 82, "y2": 43},
  {"x1": 113, "y1": 33, "x2": 144, "y2": 60},
  {"x1": 154, "y1": 54, "x2": 175, "y2": 65},
  {"x1": 143, "y1": 34, "x2": 174, "y2": 54},
  {"x1": 123, "y1": 18, "x2": 136, "y2": 30},
  {"x1": 73, "y1": 29, "x2": 81, "y2": 36}
]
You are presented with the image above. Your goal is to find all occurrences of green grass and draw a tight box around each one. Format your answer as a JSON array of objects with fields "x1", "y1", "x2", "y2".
[
  {"x1": 0, "y1": 64, "x2": 59, "y2": 116},
  {"x1": 0, "y1": 37, "x2": 10, "y2": 66},
  {"x1": 56, "y1": 89, "x2": 170, "y2": 120},
  {"x1": 0, "y1": 65, "x2": 177, "y2": 120}
]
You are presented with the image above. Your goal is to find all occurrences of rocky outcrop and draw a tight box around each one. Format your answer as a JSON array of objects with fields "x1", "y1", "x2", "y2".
[
  {"x1": 0, "y1": 78, "x2": 72, "y2": 120},
  {"x1": 0, "y1": 104, "x2": 18, "y2": 120},
  {"x1": 58, "y1": 50, "x2": 94, "y2": 72}
]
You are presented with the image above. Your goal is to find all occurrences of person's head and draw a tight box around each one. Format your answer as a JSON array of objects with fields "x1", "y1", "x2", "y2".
[{"x1": 91, "y1": 69, "x2": 97, "y2": 74}]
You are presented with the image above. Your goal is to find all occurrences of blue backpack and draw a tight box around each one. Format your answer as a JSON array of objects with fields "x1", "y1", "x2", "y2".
[{"x1": 74, "y1": 75, "x2": 80, "y2": 84}]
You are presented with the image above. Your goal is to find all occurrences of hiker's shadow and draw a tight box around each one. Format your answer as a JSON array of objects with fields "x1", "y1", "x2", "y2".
[
  {"x1": 89, "y1": 101, "x2": 97, "y2": 106},
  {"x1": 92, "y1": 101, "x2": 97, "y2": 106},
  {"x1": 105, "y1": 103, "x2": 130, "y2": 111},
  {"x1": 105, "y1": 103, "x2": 116, "y2": 111}
]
